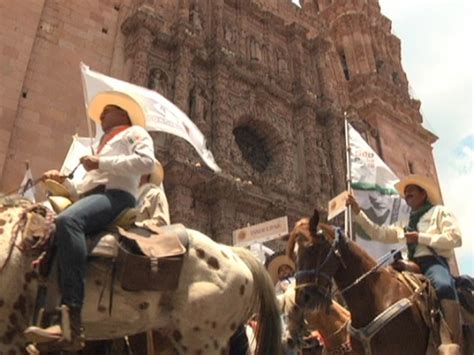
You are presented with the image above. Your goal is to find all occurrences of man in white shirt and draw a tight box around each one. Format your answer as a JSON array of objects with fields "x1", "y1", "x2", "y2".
[
  {"x1": 346, "y1": 174, "x2": 463, "y2": 351},
  {"x1": 24, "y1": 92, "x2": 156, "y2": 352}
]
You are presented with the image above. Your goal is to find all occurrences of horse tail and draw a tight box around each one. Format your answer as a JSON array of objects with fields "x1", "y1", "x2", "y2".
[{"x1": 232, "y1": 247, "x2": 282, "y2": 355}]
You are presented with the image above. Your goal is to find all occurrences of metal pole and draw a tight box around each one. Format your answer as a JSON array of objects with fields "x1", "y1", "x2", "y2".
[
  {"x1": 80, "y1": 63, "x2": 96, "y2": 154},
  {"x1": 344, "y1": 112, "x2": 353, "y2": 239}
]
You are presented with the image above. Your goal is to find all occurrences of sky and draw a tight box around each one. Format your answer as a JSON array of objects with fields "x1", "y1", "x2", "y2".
[{"x1": 378, "y1": 0, "x2": 473, "y2": 274}]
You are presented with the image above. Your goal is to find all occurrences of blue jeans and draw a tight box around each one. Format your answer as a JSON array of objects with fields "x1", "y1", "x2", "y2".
[
  {"x1": 54, "y1": 189, "x2": 135, "y2": 308},
  {"x1": 415, "y1": 255, "x2": 457, "y2": 301}
]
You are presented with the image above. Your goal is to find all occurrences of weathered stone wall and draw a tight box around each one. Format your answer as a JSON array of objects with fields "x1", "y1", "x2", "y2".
[{"x1": 0, "y1": 0, "x2": 439, "y2": 243}]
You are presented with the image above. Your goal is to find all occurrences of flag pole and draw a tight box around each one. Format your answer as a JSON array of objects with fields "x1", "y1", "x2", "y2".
[
  {"x1": 80, "y1": 63, "x2": 96, "y2": 154},
  {"x1": 344, "y1": 112, "x2": 354, "y2": 239}
]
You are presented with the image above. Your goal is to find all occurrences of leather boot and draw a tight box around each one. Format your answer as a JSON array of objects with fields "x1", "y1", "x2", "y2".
[
  {"x1": 24, "y1": 305, "x2": 85, "y2": 353},
  {"x1": 438, "y1": 299, "x2": 463, "y2": 355}
]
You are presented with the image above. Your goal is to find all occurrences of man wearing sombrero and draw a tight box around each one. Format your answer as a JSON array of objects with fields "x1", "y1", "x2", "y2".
[
  {"x1": 266, "y1": 251, "x2": 296, "y2": 295},
  {"x1": 24, "y1": 91, "x2": 157, "y2": 352},
  {"x1": 346, "y1": 174, "x2": 463, "y2": 352}
]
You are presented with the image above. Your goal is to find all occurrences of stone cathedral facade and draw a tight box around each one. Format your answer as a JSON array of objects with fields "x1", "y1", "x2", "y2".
[{"x1": 1, "y1": 0, "x2": 439, "y2": 244}]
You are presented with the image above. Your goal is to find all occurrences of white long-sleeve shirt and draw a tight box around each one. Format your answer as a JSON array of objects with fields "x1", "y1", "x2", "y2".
[
  {"x1": 355, "y1": 205, "x2": 462, "y2": 259},
  {"x1": 67, "y1": 126, "x2": 156, "y2": 198}
]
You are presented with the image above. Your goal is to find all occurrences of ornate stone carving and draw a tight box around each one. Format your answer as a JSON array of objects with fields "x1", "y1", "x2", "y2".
[
  {"x1": 148, "y1": 68, "x2": 169, "y2": 98},
  {"x1": 113, "y1": 0, "x2": 437, "y2": 245},
  {"x1": 249, "y1": 37, "x2": 263, "y2": 62},
  {"x1": 224, "y1": 24, "x2": 237, "y2": 45},
  {"x1": 189, "y1": 1, "x2": 203, "y2": 34},
  {"x1": 276, "y1": 49, "x2": 289, "y2": 75}
]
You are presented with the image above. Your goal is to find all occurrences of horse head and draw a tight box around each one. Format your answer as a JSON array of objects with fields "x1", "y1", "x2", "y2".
[{"x1": 287, "y1": 209, "x2": 346, "y2": 311}]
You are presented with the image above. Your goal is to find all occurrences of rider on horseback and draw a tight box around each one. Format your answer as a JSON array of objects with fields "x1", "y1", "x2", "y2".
[
  {"x1": 346, "y1": 174, "x2": 463, "y2": 351},
  {"x1": 24, "y1": 91, "x2": 156, "y2": 352}
]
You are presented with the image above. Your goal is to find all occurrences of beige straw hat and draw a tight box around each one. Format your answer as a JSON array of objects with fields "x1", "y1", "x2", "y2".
[
  {"x1": 266, "y1": 252, "x2": 295, "y2": 285},
  {"x1": 395, "y1": 174, "x2": 443, "y2": 205},
  {"x1": 88, "y1": 91, "x2": 146, "y2": 127}
]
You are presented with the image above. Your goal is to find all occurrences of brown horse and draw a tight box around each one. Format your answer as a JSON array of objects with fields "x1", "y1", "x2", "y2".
[
  {"x1": 281, "y1": 282, "x2": 354, "y2": 354},
  {"x1": 287, "y1": 211, "x2": 436, "y2": 355}
]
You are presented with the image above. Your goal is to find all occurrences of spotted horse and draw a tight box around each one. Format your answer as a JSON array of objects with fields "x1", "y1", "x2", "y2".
[{"x1": 0, "y1": 197, "x2": 281, "y2": 355}]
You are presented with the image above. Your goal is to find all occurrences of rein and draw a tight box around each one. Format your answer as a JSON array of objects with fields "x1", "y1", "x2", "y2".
[
  {"x1": 3, "y1": 161, "x2": 81, "y2": 197},
  {"x1": 333, "y1": 246, "x2": 406, "y2": 297}
]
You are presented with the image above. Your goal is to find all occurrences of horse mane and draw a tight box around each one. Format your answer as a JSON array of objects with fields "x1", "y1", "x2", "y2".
[{"x1": 286, "y1": 218, "x2": 312, "y2": 260}]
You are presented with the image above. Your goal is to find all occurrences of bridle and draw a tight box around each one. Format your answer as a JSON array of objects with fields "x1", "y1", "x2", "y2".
[
  {"x1": 294, "y1": 228, "x2": 346, "y2": 305},
  {"x1": 294, "y1": 227, "x2": 405, "y2": 306}
]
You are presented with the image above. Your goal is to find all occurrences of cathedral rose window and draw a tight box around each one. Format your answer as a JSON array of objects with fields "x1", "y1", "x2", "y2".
[{"x1": 233, "y1": 126, "x2": 271, "y2": 173}]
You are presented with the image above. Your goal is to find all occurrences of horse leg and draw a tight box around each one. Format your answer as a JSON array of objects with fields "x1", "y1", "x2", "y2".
[{"x1": 438, "y1": 300, "x2": 462, "y2": 355}]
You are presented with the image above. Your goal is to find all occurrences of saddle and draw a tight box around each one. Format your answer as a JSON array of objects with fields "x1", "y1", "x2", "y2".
[
  {"x1": 22, "y1": 183, "x2": 190, "y2": 341},
  {"x1": 392, "y1": 259, "x2": 474, "y2": 318}
]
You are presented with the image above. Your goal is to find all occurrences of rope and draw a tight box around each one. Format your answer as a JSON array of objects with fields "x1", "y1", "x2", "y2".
[{"x1": 0, "y1": 204, "x2": 56, "y2": 273}]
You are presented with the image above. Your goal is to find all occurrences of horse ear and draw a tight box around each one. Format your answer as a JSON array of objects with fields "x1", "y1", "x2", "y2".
[{"x1": 309, "y1": 209, "x2": 319, "y2": 237}]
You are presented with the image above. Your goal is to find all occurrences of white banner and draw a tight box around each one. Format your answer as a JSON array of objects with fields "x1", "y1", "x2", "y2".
[
  {"x1": 80, "y1": 63, "x2": 221, "y2": 172},
  {"x1": 349, "y1": 124, "x2": 409, "y2": 259},
  {"x1": 233, "y1": 216, "x2": 288, "y2": 247}
]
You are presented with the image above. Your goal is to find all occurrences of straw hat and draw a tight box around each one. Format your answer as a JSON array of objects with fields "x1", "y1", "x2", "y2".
[
  {"x1": 43, "y1": 179, "x2": 71, "y2": 198},
  {"x1": 88, "y1": 91, "x2": 146, "y2": 127},
  {"x1": 265, "y1": 252, "x2": 295, "y2": 285},
  {"x1": 395, "y1": 174, "x2": 443, "y2": 205},
  {"x1": 150, "y1": 161, "x2": 164, "y2": 186}
]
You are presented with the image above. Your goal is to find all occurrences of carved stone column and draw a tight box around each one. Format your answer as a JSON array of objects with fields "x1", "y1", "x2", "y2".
[
  {"x1": 209, "y1": 68, "x2": 234, "y2": 173},
  {"x1": 295, "y1": 105, "x2": 321, "y2": 200},
  {"x1": 169, "y1": 39, "x2": 195, "y2": 162},
  {"x1": 325, "y1": 110, "x2": 346, "y2": 196},
  {"x1": 210, "y1": 198, "x2": 235, "y2": 244},
  {"x1": 121, "y1": 5, "x2": 163, "y2": 86},
  {"x1": 312, "y1": 38, "x2": 339, "y2": 102}
]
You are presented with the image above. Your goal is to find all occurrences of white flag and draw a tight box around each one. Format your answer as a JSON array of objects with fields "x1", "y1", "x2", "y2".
[
  {"x1": 80, "y1": 63, "x2": 221, "y2": 172},
  {"x1": 349, "y1": 123, "x2": 409, "y2": 259},
  {"x1": 18, "y1": 168, "x2": 36, "y2": 202},
  {"x1": 60, "y1": 135, "x2": 99, "y2": 184}
]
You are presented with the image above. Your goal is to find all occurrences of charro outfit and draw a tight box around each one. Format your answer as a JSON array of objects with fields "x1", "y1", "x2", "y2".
[
  {"x1": 24, "y1": 91, "x2": 157, "y2": 353},
  {"x1": 355, "y1": 204, "x2": 462, "y2": 300},
  {"x1": 58, "y1": 124, "x2": 156, "y2": 309},
  {"x1": 354, "y1": 174, "x2": 463, "y2": 350}
]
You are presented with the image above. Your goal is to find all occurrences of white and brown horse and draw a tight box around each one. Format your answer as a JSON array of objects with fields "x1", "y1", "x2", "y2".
[{"x1": 0, "y1": 198, "x2": 281, "y2": 354}]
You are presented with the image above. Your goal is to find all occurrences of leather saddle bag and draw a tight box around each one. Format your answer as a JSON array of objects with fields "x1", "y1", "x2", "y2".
[{"x1": 116, "y1": 224, "x2": 189, "y2": 291}]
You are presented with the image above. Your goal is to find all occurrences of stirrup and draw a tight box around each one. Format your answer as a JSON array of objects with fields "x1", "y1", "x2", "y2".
[{"x1": 24, "y1": 305, "x2": 72, "y2": 343}]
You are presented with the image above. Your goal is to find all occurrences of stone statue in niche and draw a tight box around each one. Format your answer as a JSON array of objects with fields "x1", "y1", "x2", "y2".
[
  {"x1": 189, "y1": 1, "x2": 203, "y2": 33},
  {"x1": 224, "y1": 24, "x2": 236, "y2": 45},
  {"x1": 148, "y1": 68, "x2": 168, "y2": 98},
  {"x1": 250, "y1": 37, "x2": 262, "y2": 62},
  {"x1": 190, "y1": 86, "x2": 208, "y2": 122},
  {"x1": 189, "y1": 86, "x2": 210, "y2": 137},
  {"x1": 276, "y1": 49, "x2": 288, "y2": 74}
]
